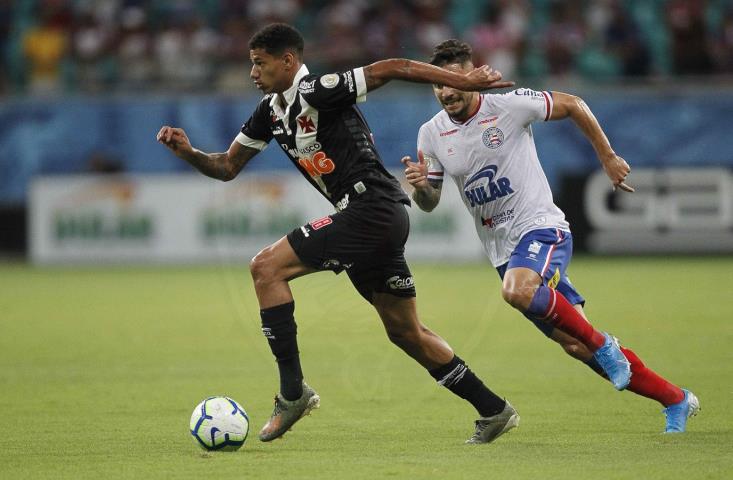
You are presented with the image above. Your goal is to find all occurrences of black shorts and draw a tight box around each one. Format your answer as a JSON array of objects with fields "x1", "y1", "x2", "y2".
[{"x1": 286, "y1": 194, "x2": 416, "y2": 303}]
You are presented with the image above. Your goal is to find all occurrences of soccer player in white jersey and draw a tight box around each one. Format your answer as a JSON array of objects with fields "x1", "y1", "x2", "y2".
[{"x1": 401, "y1": 39, "x2": 699, "y2": 433}]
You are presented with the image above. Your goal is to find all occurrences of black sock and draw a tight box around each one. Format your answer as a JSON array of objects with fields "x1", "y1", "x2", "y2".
[
  {"x1": 429, "y1": 355, "x2": 506, "y2": 418},
  {"x1": 260, "y1": 301, "x2": 303, "y2": 401}
]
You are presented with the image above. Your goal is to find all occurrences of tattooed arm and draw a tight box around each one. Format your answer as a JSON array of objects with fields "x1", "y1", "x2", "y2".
[{"x1": 156, "y1": 126, "x2": 258, "y2": 181}]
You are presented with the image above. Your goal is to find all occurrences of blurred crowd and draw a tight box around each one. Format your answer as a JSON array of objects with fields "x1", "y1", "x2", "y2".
[{"x1": 2, "y1": 0, "x2": 733, "y2": 95}]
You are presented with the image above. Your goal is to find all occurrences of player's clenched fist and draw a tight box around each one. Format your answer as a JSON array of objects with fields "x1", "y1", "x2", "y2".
[
  {"x1": 156, "y1": 126, "x2": 194, "y2": 158},
  {"x1": 601, "y1": 153, "x2": 634, "y2": 193},
  {"x1": 401, "y1": 152, "x2": 429, "y2": 190}
]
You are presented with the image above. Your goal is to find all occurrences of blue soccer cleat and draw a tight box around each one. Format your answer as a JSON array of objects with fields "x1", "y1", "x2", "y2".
[
  {"x1": 663, "y1": 389, "x2": 700, "y2": 433},
  {"x1": 593, "y1": 333, "x2": 631, "y2": 390}
]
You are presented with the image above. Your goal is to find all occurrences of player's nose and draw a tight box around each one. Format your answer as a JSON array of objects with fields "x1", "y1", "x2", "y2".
[
  {"x1": 441, "y1": 92, "x2": 458, "y2": 103},
  {"x1": 440, "y1": 86, "x2": 458, "y2": 98}
]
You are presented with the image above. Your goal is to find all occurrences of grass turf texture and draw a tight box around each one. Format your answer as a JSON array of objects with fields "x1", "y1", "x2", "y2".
[{"x1": 1, "y1": 257, "x2": 731, "y2": 479}]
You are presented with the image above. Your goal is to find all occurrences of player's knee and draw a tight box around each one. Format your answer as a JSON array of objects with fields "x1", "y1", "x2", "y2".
[
  {"x1": 501, "y1": 285, "x2": 533, "y2": 311},
  {"x1": 249, "y1": 247, "x2": 277, "y2": 283}
]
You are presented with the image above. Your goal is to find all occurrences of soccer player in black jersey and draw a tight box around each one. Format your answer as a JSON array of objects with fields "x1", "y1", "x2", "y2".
[{"x1": 157, "y1": 23, "x2": 517, "y2": 444}]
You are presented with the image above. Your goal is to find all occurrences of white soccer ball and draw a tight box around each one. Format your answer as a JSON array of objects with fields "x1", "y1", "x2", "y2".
[{"x1": 189, "y1": 396, "x2": 249, "y2": 451}]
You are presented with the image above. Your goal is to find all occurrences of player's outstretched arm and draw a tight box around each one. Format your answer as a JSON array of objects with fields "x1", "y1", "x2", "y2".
[
  {"x1": 549, "y1": 92, "x2": 634, "y2": 193},
  {"x1": 363, "y1": 59, "x2": 514, "y2": 93},
  {"x1": 401, "y1": 153, "x2": 442, "y2": 212},
  {"x1": 156, "y1": 126, "x2": 258, "y2": 181}
]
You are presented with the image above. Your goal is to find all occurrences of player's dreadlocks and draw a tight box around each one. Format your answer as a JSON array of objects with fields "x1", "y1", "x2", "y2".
[
  {"x1": 429, "y1": 39, "x2": 473, "y2": 67},
  {"x1": 248, "y1": 23, "x2": 304, "y2": 58}
]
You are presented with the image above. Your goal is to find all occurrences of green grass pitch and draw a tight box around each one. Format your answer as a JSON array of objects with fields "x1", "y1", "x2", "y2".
[{"x1": 1, "y1": 257, "x2": 732, "y2": 479}]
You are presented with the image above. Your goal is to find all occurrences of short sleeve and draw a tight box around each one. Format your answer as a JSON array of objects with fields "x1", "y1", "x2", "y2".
[
  {"x1": 417, "y1": 124, "x2": 443, "y2": 184},
  {"x1": 236, "y1": 97, "x2": 274, "y2": 151},
  {"x1": 299, "y1": 68, "x2": 367, "y2": 110},
  {"x1": 500, "y1": 88, "x2": 554, "y2": 126}
]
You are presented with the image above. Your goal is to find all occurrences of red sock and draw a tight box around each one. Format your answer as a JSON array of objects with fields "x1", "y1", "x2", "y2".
[
  {"x1": 621, "y1": 347, "x2": 685, "y2": 407},
  {"x1": 542, "y1": 289, "x2": 606, "y2": 351}
]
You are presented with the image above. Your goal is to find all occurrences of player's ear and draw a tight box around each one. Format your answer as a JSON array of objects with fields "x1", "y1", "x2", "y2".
[{"x1": 282, "y1": 51, "x2": 296, "y2": 70}]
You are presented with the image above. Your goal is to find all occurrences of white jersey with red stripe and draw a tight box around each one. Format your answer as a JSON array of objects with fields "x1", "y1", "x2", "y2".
[{"x1": 417, "y1": 88, "x2": 569, "y2": 266}]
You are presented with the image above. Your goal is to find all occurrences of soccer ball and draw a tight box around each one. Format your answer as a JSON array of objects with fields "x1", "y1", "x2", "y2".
[{"x1": 189, "y1": 396, "x2": 249, "y2": 451}]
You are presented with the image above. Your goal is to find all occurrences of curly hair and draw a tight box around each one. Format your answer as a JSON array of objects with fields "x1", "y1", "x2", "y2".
[
  {"x1": 248, "y1": 23, "x2": 304, "y2": 58},
  {"x1": 429, "y1": 39, "x2": 473, "y2": 67}
]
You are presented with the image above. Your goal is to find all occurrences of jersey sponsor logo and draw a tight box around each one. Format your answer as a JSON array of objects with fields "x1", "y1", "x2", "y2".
[
  {"x1": 463, "y1": 165, "x2": 514, "y2": 207},
  {"x1": 335, "y1": 193, "x2": 349, "y2": 211},
  {"x1": 482, "y1": 127, "x2": 504, "y2": 149},
  {"x1": 310, "y1": 216, "x2": 333, "y2": 230},
  {"x1": 440, "y1": 128, "x2": 458, "y2": 137},
  {"x1": 343, "y1": 70, "x2": 355, "y2": 93},
  {"x1": 297, "y1": 142, "x2": 322, "y2": 155},
  {"x1": 273, "y1": 126, "x2": 285, "y2": 135},
  {"x1": 514, "y1": 88, "x2": 544, "y2": 98},
  {"x1": 297, "y1": 115, "x2": 317, "y2": 133},
  {"x1": 282, "y1": 144, "x2": 300, "y2": 157},
  {"x1": 298, "y1": 79, "x2": 316, "y2": 94},
  {"x1": 320, "y1": 73, "x2": 340, "y2": 88},
  {"x1": 321, "y1": 259, "x2": 353, "y2": 270},
  {"x1": 387, "y1": 275, "x2": 415, "y2": 290},
  {"x1": 478, "y1": 115, "x2": 499, "y2": 125},
  {"x1": 298, "y1": 151, "x2": 336, "y2": 177},
  {"x1": 322, "y1": 259, "x2": 340, "y2": 269},
  {"x1": 481, "y1": 208, "x2": 515, "y2": 228}
]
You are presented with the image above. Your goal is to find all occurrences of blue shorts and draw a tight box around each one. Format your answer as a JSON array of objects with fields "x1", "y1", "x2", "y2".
[{"x1": 496, "y1": 228, "x2": 585, "y2": 337}]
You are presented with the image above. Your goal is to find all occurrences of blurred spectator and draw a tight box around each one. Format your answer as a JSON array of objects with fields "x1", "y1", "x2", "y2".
[
  {"x1": 72, "y1": 12, "x2": 117, "y2": 92},
  {"x1": 22, "y1": 1, "x2": 72, "y2": 94},
  {"x1": 542, "y1": 0, "x2": 587, "y2": 76},
  {"x1": 604, "y1": 1, "x2": 651, "y2": 76},
  {"x1": 117, "y1": 6, "x2": 155, "y2": 91},
  {"x1": 362, "y1": 1, "x2": 413, "y2": 61},
  {"x1": 414, "y1": 0, "x2": 454, "y2": 59},
  {"x1": 154, "y1": 16, "x2": 219, "y2": 91},
  {"x1": 468, "y1": 1, "x2": 528, "y2": 79},
  {"x1": 153, "y1": 17, "x2": 187, "y2": 88},
  {"x1": 667, "y1": 0, "x2": 714, "y2": 75},
  {"x1": 216, "y1": 16, "x2": 253, "y2": 92},
  {"x1": 712, "y1": 7, "x2": 733, "y2": 73},
  {"x1": 182, "y1": 15, "x2": 220, "y2": 88},
  {"x1": 0, "y1": 0, "x2": 11, "y2": 94},
  {"x1": 248, "y1": 0, "x2": 300, "y2": 25},
  {"x1": 311, "y1": 0, "x2": 369, "y2": 72}
]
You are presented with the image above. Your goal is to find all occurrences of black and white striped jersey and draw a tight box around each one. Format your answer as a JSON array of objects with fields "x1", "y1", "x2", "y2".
[{"x1": 236, "y1": 65, "x2": 410, "y2": 209}]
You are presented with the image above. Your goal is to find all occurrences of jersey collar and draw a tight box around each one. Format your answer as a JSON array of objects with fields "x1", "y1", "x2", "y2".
[{"x1": 270, "y1": 64, "x2": 309, "y2": 118}]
